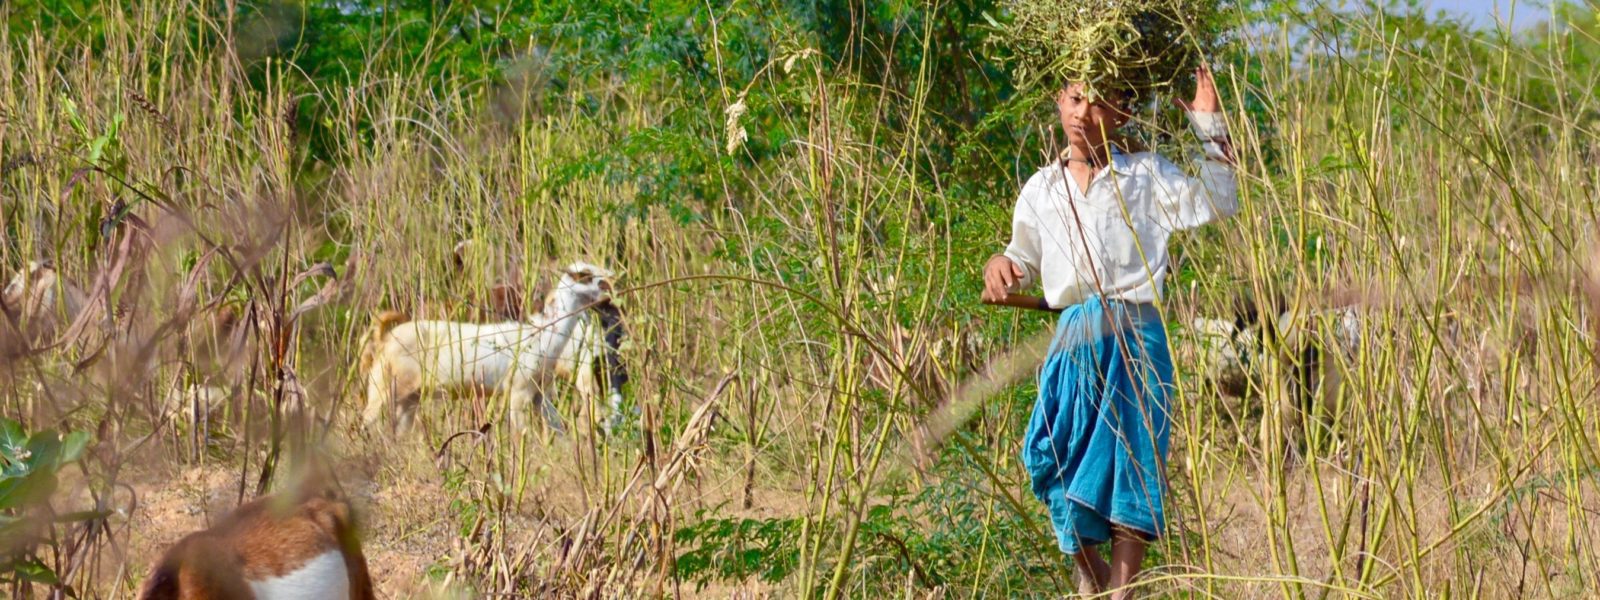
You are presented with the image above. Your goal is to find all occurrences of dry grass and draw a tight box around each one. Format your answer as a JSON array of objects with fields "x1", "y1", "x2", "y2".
[{"x1": 1, "y1": 1, "x2": 1598, "y2": 598}]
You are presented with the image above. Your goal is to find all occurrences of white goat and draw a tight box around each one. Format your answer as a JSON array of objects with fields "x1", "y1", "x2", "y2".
[
  {"x1": 1191, "y1": 306, "x2": 1361, "y2": 400},
  {"x1": 448, "y1": 239, "x2": 633, "y2": 434},
  {"x1": 552, "y1": 299, "x2": 631, "y2": 435},
  {"x1": 1191, "y1": 302, "x2": 1362, "y2": 457},
  {"x1": 359, "y1": 262, "x2": 613, "y2": 435}
]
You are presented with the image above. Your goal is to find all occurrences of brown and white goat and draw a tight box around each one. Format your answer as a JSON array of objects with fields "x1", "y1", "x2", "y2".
[
  {"x1": 1, "y1": 260, "x2": 88, "y2": 352},
  {"x1": 358, "y1": 262, "x2": 613, "y2": 435},
  {"x1": 137, "y1": 482, "x2": 374, "y2": 600}
]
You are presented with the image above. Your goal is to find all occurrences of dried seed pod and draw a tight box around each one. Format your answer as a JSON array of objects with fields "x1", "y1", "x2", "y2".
[{"x1": 987, "y1": 0, "x2": 1228, "y2": 101}]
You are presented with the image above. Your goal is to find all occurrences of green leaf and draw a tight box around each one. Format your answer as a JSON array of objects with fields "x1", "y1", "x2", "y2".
[
  {"x1": 0, "y1": 418, "x2": 26, "y2": 462},
  {"x1": 60, "y1": 94, "x2": 87, "y2": 138},
  {"x1": 0, "y1": 471, "x2": 58, "y2": 512},
  {"x1": 86, "y1": 138, "x2": 108, "y2": 165},
  {"x1": 86, "y1": 113, "x2": 123, "y2": 166},
  {"x1": 12, "y1": 557, "x2": 59, "y2": 585},
  {"x1": 0, "y1": 461, "x2": 27, "y2": 479},
  {"x1": 24, "y1": 433, "x2": 61, "y2": 471},
  {"x1": 58, "y1": 432, "x2": 90, "y2": 465}
]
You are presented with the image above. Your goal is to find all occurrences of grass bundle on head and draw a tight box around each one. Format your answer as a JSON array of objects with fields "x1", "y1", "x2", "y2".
[{"x1": 988, "y1": 0, "x2": 1227, "y2": 104}]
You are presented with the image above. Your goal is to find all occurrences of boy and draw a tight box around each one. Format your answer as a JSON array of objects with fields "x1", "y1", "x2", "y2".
[{"x1": 981, "y1": 68, "x2": 1236, "y2": 598}]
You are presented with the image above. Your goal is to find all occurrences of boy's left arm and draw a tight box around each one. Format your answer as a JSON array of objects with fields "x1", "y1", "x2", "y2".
[{"x1": 1152, "y1": 67, "x2": 1239, "y2": 231}]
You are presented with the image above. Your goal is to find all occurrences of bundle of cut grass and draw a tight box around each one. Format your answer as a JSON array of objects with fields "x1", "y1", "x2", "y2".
[{"x1": 987, "y1": 0, "x2": 1227, "y2": 101}]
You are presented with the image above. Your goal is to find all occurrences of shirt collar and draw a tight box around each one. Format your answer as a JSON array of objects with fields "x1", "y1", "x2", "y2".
[{"x1": 1059, "y1": 145, "x2": 1135, "y2": 176}]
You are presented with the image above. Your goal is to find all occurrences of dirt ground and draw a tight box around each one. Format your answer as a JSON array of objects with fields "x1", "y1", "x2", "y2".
[
  {"x1": 92, "y1": 424, "x2": 799, "y2": 599},
  {"x1": 112, "y1": 455, "x2": 451, "y2": 597}
]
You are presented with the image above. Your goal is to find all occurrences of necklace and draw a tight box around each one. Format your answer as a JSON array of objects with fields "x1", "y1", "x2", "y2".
[{"x1": 1060, "y1": 147, "x2": 1113, "y2": 170}]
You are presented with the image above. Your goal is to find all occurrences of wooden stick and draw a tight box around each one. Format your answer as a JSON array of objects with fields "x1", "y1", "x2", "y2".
[{"x1": 982, "y1": 294, "x2": 1061, "y2": 313}]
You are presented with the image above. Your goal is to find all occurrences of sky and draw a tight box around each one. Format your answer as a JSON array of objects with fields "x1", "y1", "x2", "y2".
[{"x1": 1413, "y1": 0, "x2": 1556, "y2": 29}]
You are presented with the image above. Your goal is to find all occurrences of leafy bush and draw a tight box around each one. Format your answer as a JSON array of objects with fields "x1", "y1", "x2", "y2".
[
  {"x1": 674, "y1": 511, "x2": 802, "y2": 589},
  {"x1": 0, "y1": 417, "x2": 92, "y2": 594}
]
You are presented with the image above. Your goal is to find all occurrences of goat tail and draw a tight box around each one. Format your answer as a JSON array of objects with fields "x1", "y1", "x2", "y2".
[{"x1": 358, "y1": 310, "x2": 410, "y2": 376}]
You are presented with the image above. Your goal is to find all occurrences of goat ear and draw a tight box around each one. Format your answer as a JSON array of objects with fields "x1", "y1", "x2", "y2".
[
  {"x1": 452, "y1": 241, "x2": 471, "y2": 272},
  {"x1": 490, "y1": 284, "x2": 523, "y2": 319}
]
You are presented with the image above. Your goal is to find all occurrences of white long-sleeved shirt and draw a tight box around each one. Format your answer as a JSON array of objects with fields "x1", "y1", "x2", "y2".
[{"x1": 1001, "y1": 111, "x2": 1237, "y2": 308}]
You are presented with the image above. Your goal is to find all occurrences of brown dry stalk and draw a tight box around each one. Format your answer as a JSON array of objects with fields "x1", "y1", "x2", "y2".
[
  {"x1": 126, "y1": 89, "x2": 176, "y2": 136},
  {"x1": 1, "y1": 151, "x2": 36, "y2": 176}
]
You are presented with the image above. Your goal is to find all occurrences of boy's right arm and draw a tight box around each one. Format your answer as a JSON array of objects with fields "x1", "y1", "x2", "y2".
[{"x1": 983, "y1": 178, "x2": 1042, "y2": 302}]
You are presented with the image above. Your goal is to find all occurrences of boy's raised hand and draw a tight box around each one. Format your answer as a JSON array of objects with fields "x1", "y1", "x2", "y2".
[
  {"x1": 982, "y1": 255, "x2": 1026, "y2": 302},
  {"x1": 1173, "y1": 65, "x2": 1221, "y2": 113}
]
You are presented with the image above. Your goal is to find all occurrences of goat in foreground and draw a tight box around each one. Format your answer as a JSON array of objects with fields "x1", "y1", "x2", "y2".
[
  {"x1": 359, "y1": 262, "x2": 613, "y2": 435},
  {"x1": 137, "y1": 480, "x2": 374, "y2": 600}
]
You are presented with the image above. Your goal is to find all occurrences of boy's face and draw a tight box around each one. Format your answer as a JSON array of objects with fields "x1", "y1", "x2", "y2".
[{"x1": 1056, "y1": 83, "x2": 1132, "y2": 153}]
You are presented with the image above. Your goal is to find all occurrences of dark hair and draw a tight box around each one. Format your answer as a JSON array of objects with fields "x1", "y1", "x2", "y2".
[{"x1": 1060, "y1": 81, "x2": 1141, "y2": 115}]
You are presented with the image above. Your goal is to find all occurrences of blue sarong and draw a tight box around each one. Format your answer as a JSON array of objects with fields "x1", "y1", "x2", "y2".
[{"x1": 1021, "y1": 295, "x2": 1174, "y2": 555}]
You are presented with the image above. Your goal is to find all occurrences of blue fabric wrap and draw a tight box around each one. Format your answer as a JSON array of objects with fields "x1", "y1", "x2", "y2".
[{"x1": 1020, "y1": 295, "x2": 1175, "y2": 555}]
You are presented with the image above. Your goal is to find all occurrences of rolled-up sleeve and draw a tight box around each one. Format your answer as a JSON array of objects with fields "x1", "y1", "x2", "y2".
[{"x1": 1149, "y1": 111, "x2": 1239, "y2": 231}]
